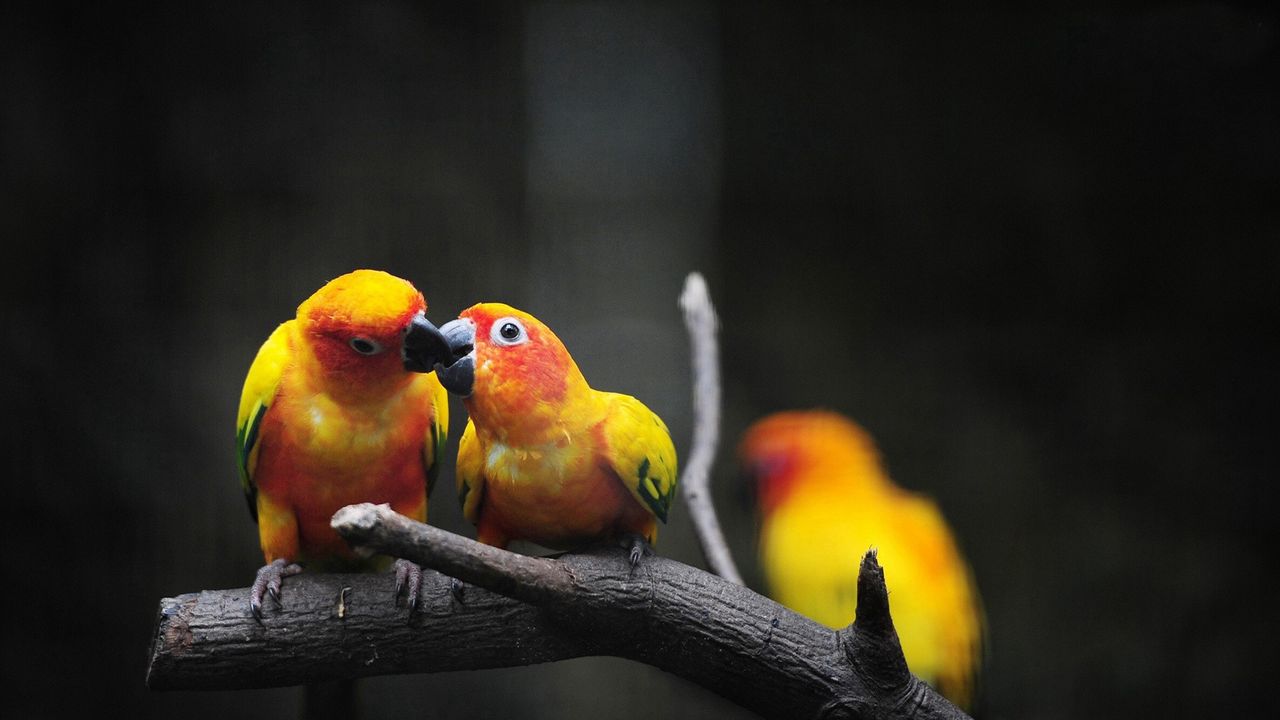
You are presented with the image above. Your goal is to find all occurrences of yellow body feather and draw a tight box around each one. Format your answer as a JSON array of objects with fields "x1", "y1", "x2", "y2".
[{"x1": 741, "y1": 410, "x2": 983, "y2": 710}]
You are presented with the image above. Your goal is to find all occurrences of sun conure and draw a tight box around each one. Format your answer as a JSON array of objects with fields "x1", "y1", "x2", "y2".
[
  {"x1": 738, "y1": 410, "x2": 984, "y2": 711},
  {"x1": 236, "y1": 269, "x2": 450, "y2": 616},
  {"x1": 402, "y1": 303, "x2": 677, "y2": 564}
]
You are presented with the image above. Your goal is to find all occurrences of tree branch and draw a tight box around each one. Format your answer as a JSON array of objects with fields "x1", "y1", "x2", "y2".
[
  {"x1": 149, "y1": 504, "x2": 968, "y2": 720},
  {"x1": 678, "y1": 272, "x2": 744, "y2": 585}
]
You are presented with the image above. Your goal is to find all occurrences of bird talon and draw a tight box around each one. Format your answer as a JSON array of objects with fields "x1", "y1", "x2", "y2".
[
  {"x1": 249, "y1": 558, "x2": 301, "y2": 617},
  {"x1": 394, "y1": 564, "x2": 408, "y2": 597},
  {"x1": 406, "y1": 573, "x2": 422, "y2": 612},
  {"x1": 625, "y1": 535, "x2": 649, "y2": 570},
  {"x1": 393, "y1": 559, "x2": 424, "y2": 612}
]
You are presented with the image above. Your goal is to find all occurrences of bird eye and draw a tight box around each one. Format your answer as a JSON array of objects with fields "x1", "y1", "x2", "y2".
[
  {"x1": 349, "y1": 337, "x2": 383, "y2": 355},
  {"x1": 490, "y1": 317, "x2": 528, "y2": 346}
]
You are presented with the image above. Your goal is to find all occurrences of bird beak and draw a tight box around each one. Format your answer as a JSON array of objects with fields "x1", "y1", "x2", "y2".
[
  {"x1": 433, "y1": 318, "x2": 477, "y2": 397},
  {"x1": 402, "y1": 312, "x2": 453, "y2": 373}
]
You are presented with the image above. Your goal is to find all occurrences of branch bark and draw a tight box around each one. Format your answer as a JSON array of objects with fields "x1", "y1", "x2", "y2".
[{"x1": 149, "y1": 504, "x2": 968, "y2": 720}]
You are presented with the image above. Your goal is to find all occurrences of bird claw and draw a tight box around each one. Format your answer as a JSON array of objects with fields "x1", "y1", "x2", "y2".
[
  {"x1": 624, "y1": 534, "x2": 650, "y2": 570},
  {"x1": 250, "y1": 558, "x2": 302, "y2": 619},
  {"x1": 393, "y1": 558, "x2": 425, "y2": 612}
]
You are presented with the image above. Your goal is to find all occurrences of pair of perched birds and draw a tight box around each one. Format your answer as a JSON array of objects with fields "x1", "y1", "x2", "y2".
[
  {"x1": 235, "y1": 269, "x2": 678, "y2": 612},
  {"x1": 235, "y1": 269, "x2": 982, "y2": 710}
]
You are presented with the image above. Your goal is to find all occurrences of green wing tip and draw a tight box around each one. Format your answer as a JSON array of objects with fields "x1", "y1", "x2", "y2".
[
  {"x1": 237, "y1": 402, "x2": 268, "y2": 523},
  {"x1": 636, "y1": 456, "x2": 673, "y2": 522}
]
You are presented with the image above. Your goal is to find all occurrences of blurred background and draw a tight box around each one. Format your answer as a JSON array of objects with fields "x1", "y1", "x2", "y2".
[{"x1": 4, "y1": 2, "x2": 1277, "y2": 718}]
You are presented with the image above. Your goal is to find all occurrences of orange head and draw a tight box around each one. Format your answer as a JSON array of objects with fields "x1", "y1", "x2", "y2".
[
  {"x1": 295, "y1": 269, "x2": 431, "y2": 394},
  {"x1": 409, "y1": 302, "x2": 589, "y2": 430},
  {"x1": 401, "y1": 299, "x2": 591, "y2": 435},
  {"x1": 738, "y1": 410, "x2": 889, "y2": 515}
]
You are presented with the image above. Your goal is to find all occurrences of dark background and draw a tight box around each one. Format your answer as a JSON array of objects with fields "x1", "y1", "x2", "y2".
[{"x1": 4, "y1": 2, "x2": 1277, "y2": 718}]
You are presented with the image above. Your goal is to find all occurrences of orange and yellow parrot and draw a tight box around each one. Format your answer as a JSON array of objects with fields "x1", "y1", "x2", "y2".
[
  {"x1": 738, "y1": 410, "x2": 983, "y2": 711},
  {"x1": 236, "y1": 269, "x2": 450, "y2": 616},
  {"x1": 401, "y1": 303, "x2": 677, "y2": 565}
]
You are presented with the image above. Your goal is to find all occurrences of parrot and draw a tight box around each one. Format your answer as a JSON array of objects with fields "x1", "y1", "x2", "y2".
[
  {"x1": 401, "y1": 302, "x2": 677, "y2": 566},
  {"x1": 738, "y1": 410, "x2": 984, "y2": 711},
  {"x1": 236, "y1": 269, "x2": 450, "y2": 616}
]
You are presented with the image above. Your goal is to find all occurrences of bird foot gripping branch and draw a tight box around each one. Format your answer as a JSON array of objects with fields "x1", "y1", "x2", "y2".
[
  {"x1": 249, "y1": 558, "x2": 301, "y2": 619},
  {"x1": 623, "y1": 533, "x2": 651, "y2": 569}
]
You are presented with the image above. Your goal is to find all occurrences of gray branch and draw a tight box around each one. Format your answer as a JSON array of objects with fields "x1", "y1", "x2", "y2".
[
  {"x1": 148, "y1": 504, "x2": 969, "y2": 720},
  {"x1": 678, "y1": 272, "x2": 744, "y2": 585}
]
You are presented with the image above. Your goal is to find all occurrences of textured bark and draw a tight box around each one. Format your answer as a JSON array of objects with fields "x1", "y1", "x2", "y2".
[
  {"x1": 147, "y1": 569, "x2": 597, "y2": 690},
  {"x1": 148, "y1": 504, "x2": 969, "y2": 720}
]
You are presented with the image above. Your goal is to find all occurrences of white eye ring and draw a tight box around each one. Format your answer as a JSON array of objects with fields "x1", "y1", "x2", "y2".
[
  {"x1": 490, "y1": 317, "x2": 528, "y2": 347},
  {"x1": 349, "y1": 337, "x2": 384, "y2": 355}
]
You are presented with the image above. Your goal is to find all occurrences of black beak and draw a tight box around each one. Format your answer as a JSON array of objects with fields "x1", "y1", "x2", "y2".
[
  {"x1": 402, "y1": 312, "x2": 453, "y2": 373},
  {"x1": 434, "y1": 318, "x2": 477, "y2": 397}
]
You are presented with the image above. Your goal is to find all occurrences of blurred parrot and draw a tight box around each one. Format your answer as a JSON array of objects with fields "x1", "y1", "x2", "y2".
[
  {"x1": 236, "y1": 269, "x2": 450, "y2": 616},
  {"x1": 738, "y1": 410, "x2": 983, "y2": 711},
  {"x1": 402, "y1": 302, "x2": 677, "y2": 565}
]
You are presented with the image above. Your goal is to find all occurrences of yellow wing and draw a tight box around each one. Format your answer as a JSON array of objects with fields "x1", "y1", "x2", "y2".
[
  {"x1": 599, "y1": 392, "x2": 678, "y2": 522},
  {"x1": 421, "y1": 375, "x2": 450, "y2": 497},
  {"x1": 235, "y1": 321, "x2": 292, "y2": 522},
  {"x1": 455, "y1": 418, "x2": 486, "y2": 525}
]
